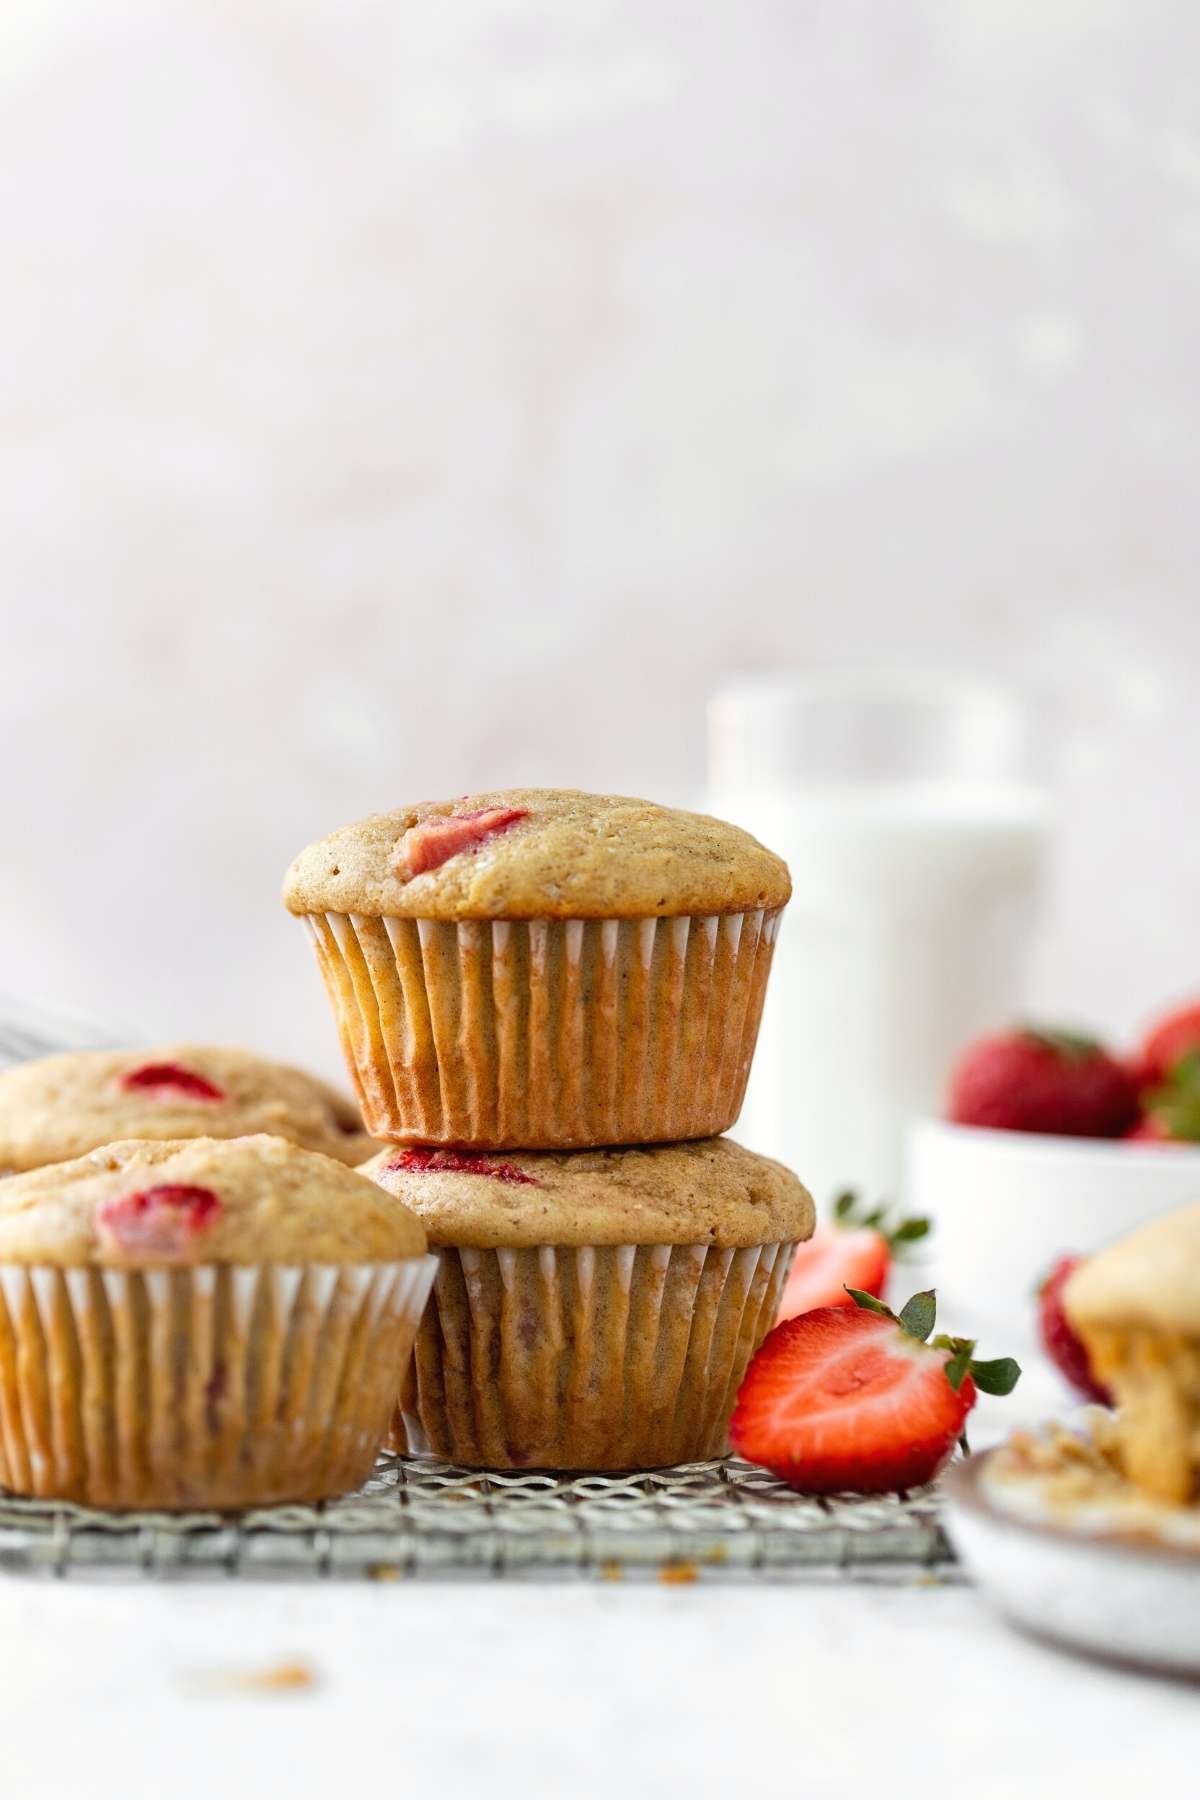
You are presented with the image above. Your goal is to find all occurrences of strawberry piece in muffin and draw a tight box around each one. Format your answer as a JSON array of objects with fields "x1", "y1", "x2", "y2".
[
  {"x1": 396, "y1": 807, "x2": 528, "y2": 879},
  {"x1": 386, "y1": 1147, "x2": 538, "y2": 1186},
  {"x1": 119, "y1": 1062, "x2": 226, "y2": 1102},
  {"x1": 97, "y1": 1184, "x2": 223, "y2": 1258}
]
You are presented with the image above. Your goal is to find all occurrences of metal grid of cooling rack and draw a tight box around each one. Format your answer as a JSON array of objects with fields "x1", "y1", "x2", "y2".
[{"x1": 0, "y1": 1454, "x2": 958, "y2": 1582}]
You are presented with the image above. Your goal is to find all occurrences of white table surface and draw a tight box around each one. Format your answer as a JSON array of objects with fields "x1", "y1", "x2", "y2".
[
  {"x1": 2, "y1": 1571, "x2": 1197, "y2": 1800},
  {"x1": 2, "y1": 1324, "x2": 1195, "y2": 1795}
]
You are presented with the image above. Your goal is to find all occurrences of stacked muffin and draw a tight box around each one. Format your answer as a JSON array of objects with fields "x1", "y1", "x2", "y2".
[{"x1": 285, "y1": 788, "x2": 814, "y2": 1470}]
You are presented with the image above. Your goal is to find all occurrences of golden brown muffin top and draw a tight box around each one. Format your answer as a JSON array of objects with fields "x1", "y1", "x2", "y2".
[
  {"x1": 359, "y1": 1136, "x2": 813, "y2": 1249},
  {"x1": 0, "y1": 1046, "x2": 378, "y2": 1175},
  {"x1": 0, "y1": 1136, "x2": 426, "y2": 1267},
  {"x1": 1066, "y1": 1202, "x2": 1200, "y2": 1336},
  {"x1": 283, "y1": 789, "x2": 791, "y2": 921}
]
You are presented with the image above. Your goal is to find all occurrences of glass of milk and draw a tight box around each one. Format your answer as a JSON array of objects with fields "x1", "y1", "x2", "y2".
[{"x1": 708, "y1": 671, "x2": 1049, "y2": 1203}]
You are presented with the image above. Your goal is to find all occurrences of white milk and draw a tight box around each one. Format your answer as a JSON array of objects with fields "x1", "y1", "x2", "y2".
[{"x1": 710, "y1": 780, "x2": 1049, "y2": 1203}]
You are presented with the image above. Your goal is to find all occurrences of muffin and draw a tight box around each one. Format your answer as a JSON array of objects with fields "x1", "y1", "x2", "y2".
[
  {"x1": 285, "y1": 789, "x2": 790, "y2": 1148},
  {"x1": 0, "y1": 1045, "x2": 378, "y2": 1175},
  {"x1": 1065, "y1": 1204, "x2": 1200, "y2": 1504},
  {"x1": 0, "y1": 1135, "x2": 435, "y2": 1508},
  {"x1": 360, "y1": 1136, "x2": 813, "y2": 1469}
]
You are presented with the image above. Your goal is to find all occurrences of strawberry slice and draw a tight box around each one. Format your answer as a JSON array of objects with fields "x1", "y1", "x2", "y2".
[
  {"x1": 97, "y1": 1184, "x2": 223, "y2": 1259},
  {"x1": 1037, "y1": 1256, "x2": 1111, "y2": 1403},
  {"x1": 119, "y1": 1062, "x2": 225, "y2": 1102},
  {"x1": 396, "y1": 807, "x2": 528, "y2": 879},
  {"x1": 731, "y1": 1288, "x2": 1020, "y2": 1494},
  {"x1": 777, "y1": 1191, "x2": 929, "y2": 1320},
  {"x1": 386, "y1": 1148, "x2": 537, "y2": 1187}
]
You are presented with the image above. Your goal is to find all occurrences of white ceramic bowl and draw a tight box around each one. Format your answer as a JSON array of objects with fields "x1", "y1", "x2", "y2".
[
  {"x1": 942, "y1": 1449, "x2": 1200, "y2": 1675},
  {"x1": 905, "y1": 1119, "x2": 1200, "y2": 1340}
]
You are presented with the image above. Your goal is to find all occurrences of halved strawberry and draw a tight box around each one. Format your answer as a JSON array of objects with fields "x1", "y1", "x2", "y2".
[
  {"x1": 396, "y1": 807, "x2": 528, "y2": 879},
  {"x1": 731, "y1": 1288, "x2": 1020, "y2": 1494},
  {"x1": 97, "y1": 1184, "x2": 223, "y2": 1259},
  {"x1": 777, "y1": 1191, "x2": 929, "y2": 1321},
  {"x1": 119, "y1": 1062, "x2": 225, "y2": 1102}
]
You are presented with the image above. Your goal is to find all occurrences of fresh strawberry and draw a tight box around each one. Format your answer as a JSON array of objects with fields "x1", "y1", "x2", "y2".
[
  {"x1": 776, "y1": 1191, "x2": 929, "y2": 1321},
  {"x1": 1132, "y1": 1051, "x2": 1200, "y2": 1144},
  {"x1": 385, "y1": 1148, "x2": 538, "y2": 1186},
  {"x1": 1036, "y1": 1256, "x2": 1111, "y2": 1403},
  {"x1": 731, "y1": 1288, "x2": 1020, "y2": 1495},
  {"x1": 396, "y1": 807, "x2": 528, "y2": 879},
  {"x1": 1138, "y1": 1000, "x2": 1200, "y2": 1087},
  {"x1": 97, "y1": 1184, "x2": 223, "y2": 1259},
  {"x1": 948, "y1": 1027, "x2": 1138, "y2": 1138},
  {"x1": 119, "y1": 1062, "x2": 225, "y2": 1102}
]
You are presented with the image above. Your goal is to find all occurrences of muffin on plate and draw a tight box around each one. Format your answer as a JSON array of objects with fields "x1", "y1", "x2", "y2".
[
  {"x1": 0, "y1": 1135, "x2": 435, "y2": 1509},
  {"x1": 0, "y1": 1045, "x2": 378, "y2": 1175},
  {"x1": 360, "y1": 1136, "x2": 813, "y2": 1469},
  {"x1": 1065, "y1": 1203, "x2": 1200, "y2": 1504},
  {"x1": 285, "y1": 789, "x2": 790, "y2": 1148}
]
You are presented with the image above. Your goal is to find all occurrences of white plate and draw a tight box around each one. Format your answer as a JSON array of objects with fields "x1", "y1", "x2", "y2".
[
  {"x1": 906, "y1": 1118, "x2": 1200, "y2": 1338},
  {"x1": 942, "y1": 1449, "x2": 1200, "y2": 1676}
]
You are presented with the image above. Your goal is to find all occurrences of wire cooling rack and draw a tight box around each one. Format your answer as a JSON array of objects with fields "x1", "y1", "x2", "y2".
[{"x1": 0, "y1": 1454, "x2": 957, "y2": 1582}]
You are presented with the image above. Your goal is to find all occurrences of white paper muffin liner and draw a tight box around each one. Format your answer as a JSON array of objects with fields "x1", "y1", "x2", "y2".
[
  {"x1": 0, "y1": 1254, "x2": 437, "y2": 1509},
  {"x1": 393, "y1": 1238, "x2": 794, "y2": 1470},
  {"x1": 302, "y1": 907, "x2": 783, "y2": 1148}
]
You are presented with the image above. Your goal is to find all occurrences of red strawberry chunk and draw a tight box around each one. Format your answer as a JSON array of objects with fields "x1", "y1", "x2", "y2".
[
  {"x1": 396, "y1": 807, "x2": 528, "y2": 879},
  {"x1": 777, "y1": 1224, "x2": 889, "y2": 1320},
  {"x1": 731, "y1": 1307, "x2": 974, "y2": 1494},
  {"x1": 386, "y1": 1148, "x2": 537, "y2": 1187},
  {"x1": 119, "y1": 1062, "x2": 226, "y2": 1103},
  {"x1": 97, "y1": 1184, "x2": 223, "y2": 1259}
]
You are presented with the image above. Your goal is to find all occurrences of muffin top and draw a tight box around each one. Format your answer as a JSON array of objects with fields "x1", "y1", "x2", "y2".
[
  {"x1": 0, "y1": 1135, "x2": 426, "y2": 1267},
  {"x1": 0, "y1": 1046, "x2": 377, "y2": 1175},
  {"x1": 283, "y1": 788, "x2": 791, "y2": 921},
  {"x1": 359, "y1": 1136, "x2": 814, "y2": 1249},
  {"x1": 1065, "y1": 1203, "x2": 1200, "y2": 1336}
]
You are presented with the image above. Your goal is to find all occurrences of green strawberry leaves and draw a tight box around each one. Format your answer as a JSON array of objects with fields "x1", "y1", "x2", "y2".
[
  {"x1": 897, "y1": 1290, "x2": 937, "y2": 1341},
  {"x1": 966, "y1": 1355, "x2": 1022, "y2": 1395},
  {"x1": 1144, "y1": 1050, "x2": 1200, "y2": 1142},
  {"x1": 845, "y1": 1286, "x2": 1022, "y2": 1410},
  {"x1": 830, "y1": 1190, "x2": 931, "y2": 1252},
  {"x1": 844, "y1": 1286, "x2": 893, "y2": 1319},
  {"x1": 1021, "y1": 1026, "x2": 1102, "y2": 1063}
]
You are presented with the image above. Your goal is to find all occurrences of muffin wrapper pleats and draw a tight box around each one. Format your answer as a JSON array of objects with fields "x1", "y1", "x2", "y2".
[
  {"x1": 302, "y1": 908, "x2": 783, "y2": 1148},
  {"x1": 393, "y1": 1239, "x2": 794, "y2": 1470},
  {"x1": 0, "y1": 1255, "x2": 437, "y2": 1509}
]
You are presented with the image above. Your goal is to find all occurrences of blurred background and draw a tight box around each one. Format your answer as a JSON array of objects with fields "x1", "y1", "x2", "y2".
[{"x1": 2, "y1": 0, "x2": 1198, "y2": 1085}]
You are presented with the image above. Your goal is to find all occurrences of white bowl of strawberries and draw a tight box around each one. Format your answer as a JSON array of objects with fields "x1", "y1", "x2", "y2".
[{"x1": 906, "y1": 1001, "x2": 1200, "y2": 1339}]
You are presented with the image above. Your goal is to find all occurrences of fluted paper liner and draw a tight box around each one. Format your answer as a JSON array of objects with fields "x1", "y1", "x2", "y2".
[
  {"x1": 302, "y1": 908, "x2": 783, "y2": 1148},
  {"x1": 393, "y1": 1238, "x2": 794, "y2": 1470},
  {"x1": 0, "y1": 1255, "x2": 436, "y2": 1509}
]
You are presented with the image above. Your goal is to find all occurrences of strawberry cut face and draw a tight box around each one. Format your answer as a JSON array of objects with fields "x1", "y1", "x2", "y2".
[
  {"x1": 97, "y1": 1184, "x2": 223, "y2": 1259},
  {"x1": 731, "y1": 1306, "x2": 976, "y2": 1494},
  {"x1": 386, "y1": 1148, "x2": 537, "y2": 1187},
  {"x1": 119, "y1": 1063, "x2": 226, "y2": 1103},
  {"x1": 395, "y1": 807, "x2": 528, "y2": 879}
]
